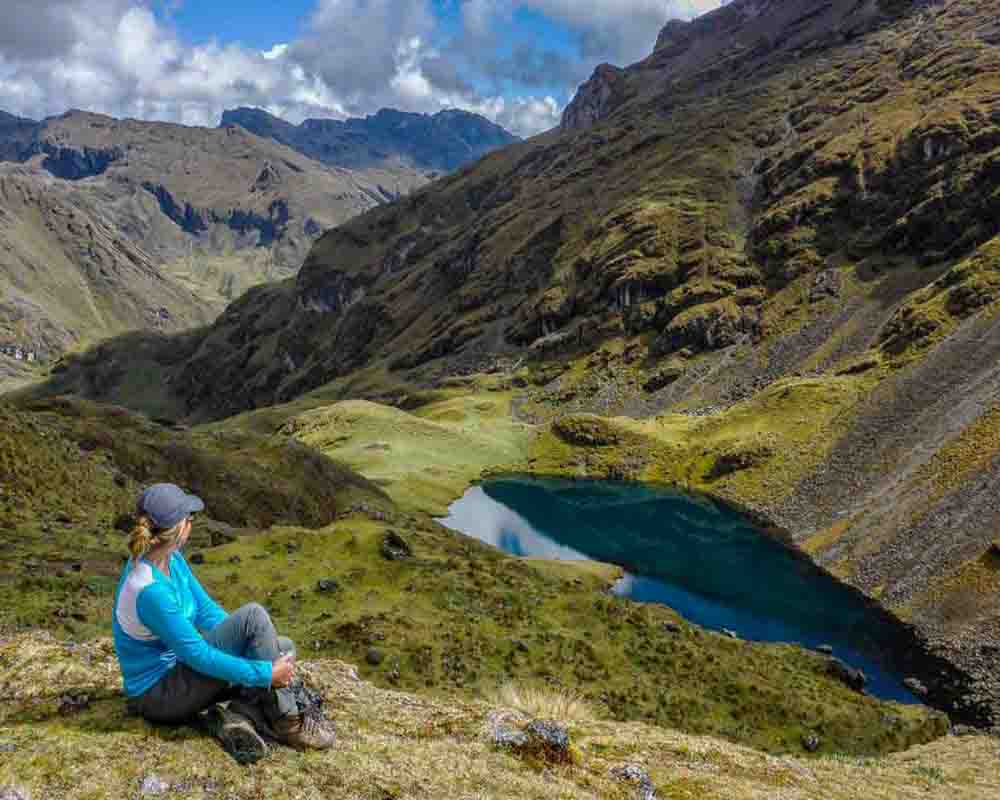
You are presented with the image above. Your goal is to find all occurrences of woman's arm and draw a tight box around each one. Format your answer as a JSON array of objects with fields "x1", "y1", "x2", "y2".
[
  {"x1": 179, "y1": 555, "x2": 228, "y2": 631},
  {"x1": 136, "y1": 582, "x2": 272, "y2": 687}
]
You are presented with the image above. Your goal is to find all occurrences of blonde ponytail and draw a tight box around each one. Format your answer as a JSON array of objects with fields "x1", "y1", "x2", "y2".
[
  {"x1": 128, "y1": 514, "x2": 187, "y2": 563},
  {"x1": 128, "y1": 514, "x2": 155, "y2": 561}
]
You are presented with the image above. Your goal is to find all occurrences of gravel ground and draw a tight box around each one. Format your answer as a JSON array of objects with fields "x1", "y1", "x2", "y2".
[{"x1": 769, "y1": 312, "x2": 1000, "y2": 728}]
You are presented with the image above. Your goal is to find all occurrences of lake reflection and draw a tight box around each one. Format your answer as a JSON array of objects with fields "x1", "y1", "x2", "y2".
[{"x1": 439, "y1": 476, "x2": 918, "y2": 704}]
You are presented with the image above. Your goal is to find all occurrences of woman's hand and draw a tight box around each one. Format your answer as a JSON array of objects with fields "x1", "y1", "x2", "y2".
[{"x1": 271, "y1": 653, "x2": 296, "y2": 688}]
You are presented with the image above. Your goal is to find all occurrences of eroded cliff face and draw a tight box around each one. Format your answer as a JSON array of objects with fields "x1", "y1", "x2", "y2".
[
  {"x1": 0, "y1": 109, "x2": 433, "y2": 357},
  {"x1": 560, "y1": 64, "x2": 628, "y2": 131},
  {"x1": 0, "y1": 166, "x2": 216, "y2": 358}
]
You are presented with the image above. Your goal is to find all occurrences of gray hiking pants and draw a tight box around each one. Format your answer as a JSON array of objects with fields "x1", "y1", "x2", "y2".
[{"x1": 131, "y1": 602, "x2": 297, "y2": 724}]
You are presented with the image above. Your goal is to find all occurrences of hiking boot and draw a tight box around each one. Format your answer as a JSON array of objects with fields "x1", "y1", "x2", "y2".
[
  {"x1": 201, "y1": 704, "x2": 270, "y2": 764},
  {"x1": 271, "y1": 712, "x2": 336, "y2": 751},
  {"x1": 228, "y1": 697, "x2": 277, "y2": 741}
]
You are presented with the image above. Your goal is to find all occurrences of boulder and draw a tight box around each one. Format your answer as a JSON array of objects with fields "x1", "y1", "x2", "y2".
[
  {"x1": 57, "y1": 691, "x2": 91, "y2": 715},
  {"x1": 643, "y1": 364, "x2": 685, "y2": 393},
  {"x1": 491, "y1": 718, "x2": 573, "y2": 764},
  {"x1": 904, "y1": 677, "x2": 929, "y2": 698},
  {"x1": 381, "y1": 531, "x2": 413, "y2": 561},
  {"x1": 140, "y1": 774, "x2": 170, "y2": 796},
  {"x1": 492, "y1": 724, "x2": 529, "y2": 749},
  {"x1": 826, "y1": 658, "x2": 867, "y2": 692},
  {"x1": 0, "y1": 788, "x2": 30, "y2": 800},
  {"x1": 802, "y1": 733, "x2": 821, "y2": 752},
  {"x1": 366, "y1": 647, "x2": 384, "y2": 666},
  {"x1": 809, "y1": 270, "x2": 842, "y2": 302},
  {"x1": 610, "y1": 764, "x2": 657, "y2": 800},
  {"x1": 316, "y1": 578, "x2": 340, "y2": 594},
  {"x1": 524, "y1": 720, "x2": 572, "y2": 764}
]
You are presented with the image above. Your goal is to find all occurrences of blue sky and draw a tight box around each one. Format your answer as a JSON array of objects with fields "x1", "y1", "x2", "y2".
[
  {"x1": 0, "y1": 0, "x2": 725, "y2": 136},
  {"x1": 164, "y1": 0, "x2": 317, "y2": 49},
  {"x1": 162, "y1": 0, "x2": 597, "y2": 102}
]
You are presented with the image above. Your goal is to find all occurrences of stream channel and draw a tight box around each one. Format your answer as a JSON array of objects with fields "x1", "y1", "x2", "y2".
[{"x1": 440, "y1": 475, "x2": 920, "y2": 704}]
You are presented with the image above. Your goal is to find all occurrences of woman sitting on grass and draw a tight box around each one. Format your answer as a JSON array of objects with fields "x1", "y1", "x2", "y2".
[{"x1": 112, "y1": 483, "x2": 334, "y2": 758}]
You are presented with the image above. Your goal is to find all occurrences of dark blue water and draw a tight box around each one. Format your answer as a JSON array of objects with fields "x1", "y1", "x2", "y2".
[{"x1": 439, "y1": 476, "x2": 919, "y2": 704}]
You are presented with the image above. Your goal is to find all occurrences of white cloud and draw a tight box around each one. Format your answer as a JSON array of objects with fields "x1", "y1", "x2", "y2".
[
  {"x1": 462, "y1": 0, "x2": 726, "y2": 66},
  {"x1": 262, "y1": 43, "x2": 289, "y2": 61},
  {"x1": 0, "y1": 0, "x2": 727, "y2": 139},
  {"x1": 490, "y1": 95, "x2": 562, "y2": 137}
]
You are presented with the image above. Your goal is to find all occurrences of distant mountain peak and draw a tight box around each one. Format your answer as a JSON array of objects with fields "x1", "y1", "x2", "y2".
[{"x1": 220, "y1": 106, "x2": 519, "y2": 173}]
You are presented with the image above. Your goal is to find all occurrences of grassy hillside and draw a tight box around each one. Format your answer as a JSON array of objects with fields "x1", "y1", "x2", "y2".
[{"x1": 0, "y1": 397, "x2": 953, "y2": 760}]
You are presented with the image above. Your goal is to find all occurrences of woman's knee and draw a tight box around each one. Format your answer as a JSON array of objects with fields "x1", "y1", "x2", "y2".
[{"x1": 238, "y1": 602, "x2": 271, "y2": 626}]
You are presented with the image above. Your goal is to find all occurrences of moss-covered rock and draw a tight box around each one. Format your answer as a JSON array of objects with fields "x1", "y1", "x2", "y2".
[
  {"x1": 707, "y1": 437, "x2": 777, "y2": 480},
  {"x1": 552, "y1": 414, "x2": 627, "y2": 447},
  {"x1": 879, "y1": 236, "x2": 1000, "y2": 358},
  {"x1": 655, "y1": 299, "x2": 760, "y2": 355},
  {"x1": 643, "y1": 360, "x2": 686, "y2": 393}
]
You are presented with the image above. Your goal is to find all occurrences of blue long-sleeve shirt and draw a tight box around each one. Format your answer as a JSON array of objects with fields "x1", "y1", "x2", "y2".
[{"x1": 112, "y1": 552, "x2": 272, "y2": 697}]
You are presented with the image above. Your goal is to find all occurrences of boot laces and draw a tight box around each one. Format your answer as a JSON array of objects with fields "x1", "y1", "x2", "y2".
[{"x1": 302, "y1": 713, "x2": 325, "y2": 738}]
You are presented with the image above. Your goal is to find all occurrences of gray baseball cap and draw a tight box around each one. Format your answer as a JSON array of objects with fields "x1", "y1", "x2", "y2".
[{"x1": 138, "y1": 483, "x2": 204, "y2": 530}]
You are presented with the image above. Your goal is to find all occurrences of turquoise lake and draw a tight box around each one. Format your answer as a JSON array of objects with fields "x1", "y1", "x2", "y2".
[{"x1": 440, "y1": 476, "x2": 919, "y2": 704}]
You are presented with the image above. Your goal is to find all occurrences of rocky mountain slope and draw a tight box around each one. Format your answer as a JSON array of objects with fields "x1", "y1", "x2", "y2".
[
  {"x1": 221, "y1": 106, "x2": 520, "y2": 173},
  {"x1": 0, "y1": 106, "x2": 514, "y2": 363},
  {"x1": 33, "y1": 0, "x2": 1000, "y2": 730},
  {"x1": 0, "y1": 163, "x2": 216, "y2": 361}
]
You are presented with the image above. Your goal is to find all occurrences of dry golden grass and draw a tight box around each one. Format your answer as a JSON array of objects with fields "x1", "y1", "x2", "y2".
[
  {"x1": 1, "y1": 631, "x2": 998, "y2": 800},
  {"x1": 487, "y1": 683, "x2": 596, "y2": 723}
]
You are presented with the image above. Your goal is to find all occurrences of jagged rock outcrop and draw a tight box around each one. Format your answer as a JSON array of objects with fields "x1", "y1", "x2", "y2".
[
  {"x1": 39, "y1": 143, "x2": 123, "y2": 180},
  {"x1": 560, "y1": 64, "x2": 627, "y2": 131},
  {"x1": 0, "y1": 111, "x2": 38, "y2": 162}
]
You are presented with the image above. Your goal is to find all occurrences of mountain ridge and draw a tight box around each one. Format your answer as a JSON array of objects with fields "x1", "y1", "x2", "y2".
[
  {"x1": 220, "y1": 105, "x2": 521, "y2": 173},
  {"x1": 0, "y1": 104, "x2": 516, "y2": 363}
]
